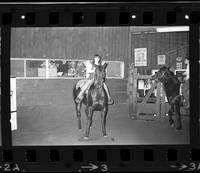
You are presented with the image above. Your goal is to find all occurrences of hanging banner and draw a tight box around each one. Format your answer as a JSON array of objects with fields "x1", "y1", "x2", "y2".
[
  {"x1": 157, "y1": 55, "x2": 166, "y2": 65},
  {"x1": 134, "y1": 48, "x2": 147, "y2": 66}
]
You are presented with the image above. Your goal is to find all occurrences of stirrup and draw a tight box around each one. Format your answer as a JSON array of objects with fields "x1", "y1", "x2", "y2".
[{"x1": 108, "y1": 98, "x2": 114, "y2": 105}]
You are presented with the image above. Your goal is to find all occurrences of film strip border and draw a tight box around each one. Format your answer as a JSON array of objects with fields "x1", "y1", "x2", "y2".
[
  {"x1": 0, "y1": 147, "x2": 200, "y2": 171},
  {"x1": 0, "y1": 3, "x2": 199, "y2": 26},
  {"x1": 0, "y1": 2, "x2": 200, "y2": 172}
]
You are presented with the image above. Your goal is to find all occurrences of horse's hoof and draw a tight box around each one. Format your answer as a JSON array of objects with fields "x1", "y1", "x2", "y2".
[
  {"x1": 84, "y1": 136, "x2": 89, "y2": 140},
  {"x1": 170, "y1": 123, "x2": 174, "y2": 128},
  {"x1": 176, "y1": 127, "x2": 182, "y2": 131},
  {"x1": 128, "y1": 115, "x2": 137, "y2": 120},
  {"x1": 175, "y1": 129, "x2": 181, "y2": 132},
  {"x1": 103, "y1": 135, "x2": 108, "y2": 138},
  {"x1": 78, "y1": 129, "x2": 82, "y2": 132},
  {"x1": 111, "y1": 137, "x2": 115, "y2": 141},
  {"x1": 131, "y1": 117, "x2": 137, "y2": 120}
]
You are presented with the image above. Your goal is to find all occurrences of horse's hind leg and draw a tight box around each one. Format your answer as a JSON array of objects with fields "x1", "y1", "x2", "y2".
[
  {"x1": 84, "y1": 107, "x2": 93, "y2": 139},
  {"x1": 76, "y1": 103, "x2": 82, "y2": 130},
  {"x1": 101, "y1": 107, "x2": 108, "y2": 137},
  {"x1": 168, "y1": 106, "x2": 174, "y2": 127},
  {"x1": 174, "y1": 105, "x2": 182, "y2": 130},
  {"x1": 85, "y1": 107, "x2": 92, "y2": 129}
]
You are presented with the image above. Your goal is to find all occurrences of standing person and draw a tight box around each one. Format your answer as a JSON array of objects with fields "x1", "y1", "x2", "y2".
[
  {"x1": 75, "y1": 54, "x2": 114, "y2": 105},
  {"x1": 183, "y1": 57, "x2": 189, "y2": 81},
  {"x1": 182, "y1": 57, "x2": 189, "y2": 109}
]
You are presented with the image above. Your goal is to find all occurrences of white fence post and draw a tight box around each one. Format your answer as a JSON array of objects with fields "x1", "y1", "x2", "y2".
[{"x1": 10, "y1": 77, "x2": 17, "y2": 131}]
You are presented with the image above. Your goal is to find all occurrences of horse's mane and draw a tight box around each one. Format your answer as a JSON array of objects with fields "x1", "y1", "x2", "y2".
[
  {"x1": 160, "y1": 66, "x2": 175, "y2": 76},
  {"x1": 160, "y1": 65, "x2": 167, "y2": 71}
]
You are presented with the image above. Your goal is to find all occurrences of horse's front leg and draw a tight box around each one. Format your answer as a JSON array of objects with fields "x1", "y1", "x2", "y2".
[
  {"x1": 101, "y1": 107, "x2": 108, "y2": 137},
  {"x1": 174, "y1": 104, "x2": 182, "y2": 130},
  {"x1": 168, "y1": 105, "x2": 174, "y2": 127},
  {"x1": 84, "y1": 107, "x2": 93, "y2": 139},
  {"x1": 75, "y1": 102, "x2": 82, "y2": 130}
]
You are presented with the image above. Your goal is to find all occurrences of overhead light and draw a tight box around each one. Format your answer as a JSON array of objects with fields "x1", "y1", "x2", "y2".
[
  {"x1": 156, "y1": 26, "x2": 189, "y2": 33},
  {"x1": 131, "y1": 15, "x2": 136, "y2": 19},
  {"x1": 185, "y1": 14, "x2": 189, "y2": 19},
  {"x1": 21, "y1": 15, "x2": 25, "y2": 19}
]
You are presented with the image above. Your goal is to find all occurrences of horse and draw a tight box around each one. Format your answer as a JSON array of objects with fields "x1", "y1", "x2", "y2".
[
  {"x1": 152, "y1": 66, "x2": 189, "y2": 130},
  {"x1": 73, "y1": 63, "x2": 109, "y2": 139}
]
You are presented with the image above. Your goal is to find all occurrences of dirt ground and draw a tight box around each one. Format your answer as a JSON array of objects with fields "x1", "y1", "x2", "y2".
[{"x1": 12, "y1": 103, "x2": 190, "y2": 146}]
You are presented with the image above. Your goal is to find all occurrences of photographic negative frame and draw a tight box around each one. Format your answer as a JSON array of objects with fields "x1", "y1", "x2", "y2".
[{"x1": 0, "y1": 2, "x2": 200, "y2": 172}]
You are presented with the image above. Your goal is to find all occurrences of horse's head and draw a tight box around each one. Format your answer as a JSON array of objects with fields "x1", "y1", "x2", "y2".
[
  {"x1": 94, "y1": 63, "x2": 108, "y2": 88},
  {"x1": 152, "y1": 66, "x2": 174, "y2": 83}
]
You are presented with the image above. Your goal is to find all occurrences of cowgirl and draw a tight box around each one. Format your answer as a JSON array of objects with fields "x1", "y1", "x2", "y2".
[{"x1": 75, "y1": 54, "x2": 114, "y2": 105}]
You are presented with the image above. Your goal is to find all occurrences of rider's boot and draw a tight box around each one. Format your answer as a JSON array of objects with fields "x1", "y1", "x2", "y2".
[
  {"x1": 108, "y1": 97, "x2": 114, "y2": 105},
  {"x1": 76, "y1": 94, "x2": 84, "y2": 104}
]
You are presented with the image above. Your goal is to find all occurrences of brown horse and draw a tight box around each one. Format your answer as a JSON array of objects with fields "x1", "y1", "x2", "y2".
[
  {"x1": 73, "y1": 63, "x2": 109, "y2": 139},
  {"x1": 152, "y1": 66, "x2": 189, "y2": 130}
]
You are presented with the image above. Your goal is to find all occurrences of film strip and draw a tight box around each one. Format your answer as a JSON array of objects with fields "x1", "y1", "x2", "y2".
[{"x1": 0, "y1": 1, "x2": 200, "y2": 172}]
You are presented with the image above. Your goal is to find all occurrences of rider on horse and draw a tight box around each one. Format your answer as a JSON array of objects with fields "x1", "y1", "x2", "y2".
[{"x1": 75, "y1": 54, "x2": 114, "y2": 105}]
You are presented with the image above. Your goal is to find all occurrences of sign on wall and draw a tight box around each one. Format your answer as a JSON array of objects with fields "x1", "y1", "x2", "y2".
[
  {"x1": 176, "y1": 62, "x2": 183, "y2": 69},
  {"x1": 176, "y1": 57, "x2": 183, "y2": 69},
  {"x1": 157, "y1": 55, "x2": 166, "y2": 65},
  {"x1": 134, "y1": 48, "x2": 147, "y2": 66}
]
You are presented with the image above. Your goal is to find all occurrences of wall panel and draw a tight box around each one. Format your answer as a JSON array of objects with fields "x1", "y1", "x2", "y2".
[
  {"x1": 131, "y1": 31, "x2": 189, "y2": 74},
  {"x1": 11, "y1": 27, "x2": 130, "y2": 62}
]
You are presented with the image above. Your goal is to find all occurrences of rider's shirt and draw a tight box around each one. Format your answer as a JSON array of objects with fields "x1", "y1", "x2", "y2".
[
  {"x1": 184, "y1": 62, "x2": 189, "y2": 80},
  {"x1": 86, "y1": 61, "x2": 95, "y2": 79},
  {"x1": 94, "y1": 57, "x2": 99, "y2": 65},
  {"x1": 86, "y1": 59, "x2": 104, "y2": 79}
]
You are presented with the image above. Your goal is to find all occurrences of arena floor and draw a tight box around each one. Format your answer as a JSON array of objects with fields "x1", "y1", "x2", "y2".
[{"x1": 12, "y1": 103, "x2": 190, "y2": 146}]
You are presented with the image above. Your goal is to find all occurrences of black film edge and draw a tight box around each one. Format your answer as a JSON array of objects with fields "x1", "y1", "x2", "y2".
[{"x1": 0, "y1": 2, "x2": 200, "y2": 172}]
